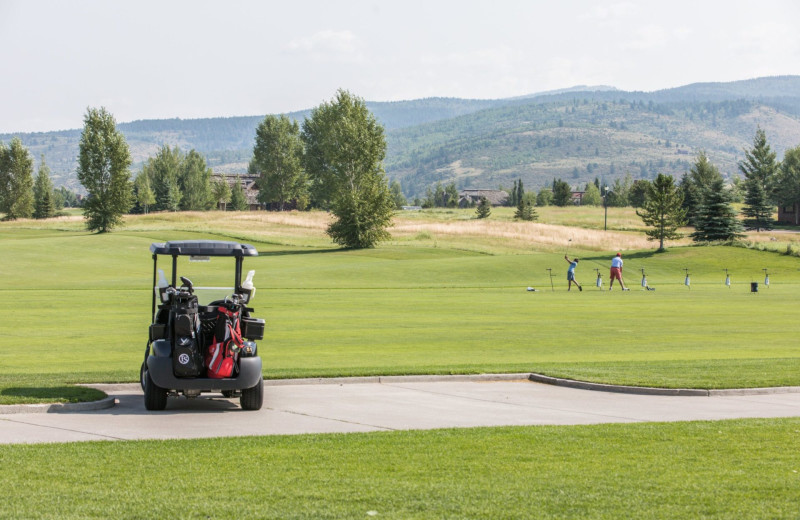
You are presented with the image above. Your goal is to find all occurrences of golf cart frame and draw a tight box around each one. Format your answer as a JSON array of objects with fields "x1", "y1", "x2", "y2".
[{"x1": 142, "y1": 240, "x2": 264, "y2": 410}]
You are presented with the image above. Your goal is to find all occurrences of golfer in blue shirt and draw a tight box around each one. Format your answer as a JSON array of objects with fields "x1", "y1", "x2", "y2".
[{"x1": 564, "y1": 255, "x2": 582, "y2": 291}]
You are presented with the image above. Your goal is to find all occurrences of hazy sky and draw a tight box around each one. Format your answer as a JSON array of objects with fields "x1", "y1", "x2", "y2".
[{"x1": 1, "y1": 0, "x2": 798, "y2": 133}]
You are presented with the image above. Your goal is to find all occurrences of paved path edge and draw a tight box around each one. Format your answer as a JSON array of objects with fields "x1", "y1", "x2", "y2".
[{"x1": 0, "y1": 395, "x2": 116, "y2": 415}]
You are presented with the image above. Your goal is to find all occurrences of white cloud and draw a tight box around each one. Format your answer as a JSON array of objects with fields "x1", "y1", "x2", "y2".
[{"x1": 284, "y1": 30, "x2": 364, "y2": 63}]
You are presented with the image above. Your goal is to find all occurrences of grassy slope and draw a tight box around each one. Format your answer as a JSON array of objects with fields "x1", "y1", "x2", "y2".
[
  {"x1": 1, "y1": 419, "x2": 799, "y2": 519},
  {"x1": 1, "y1": 210, "x2": 799, "y2": 400}
]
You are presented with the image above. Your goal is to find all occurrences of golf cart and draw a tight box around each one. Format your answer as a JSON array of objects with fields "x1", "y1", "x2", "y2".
[{"x1": 141, "y1": 240, "x2": 265, "y2": 411}]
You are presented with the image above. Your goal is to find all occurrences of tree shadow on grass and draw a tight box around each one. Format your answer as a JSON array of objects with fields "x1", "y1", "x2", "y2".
[
  {"x1": 258, "y1": 248, "x2": 342, "y2": 257},
  {"x1": 0, "y1": 386, "x2": 106, "y2": 404}
]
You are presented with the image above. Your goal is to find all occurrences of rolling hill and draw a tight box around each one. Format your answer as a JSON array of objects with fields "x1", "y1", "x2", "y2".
[{"x1": 2, "y1": 76, "x2": 799, "y2": 198}]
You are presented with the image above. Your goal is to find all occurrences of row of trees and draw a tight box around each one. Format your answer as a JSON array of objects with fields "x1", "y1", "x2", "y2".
[
  {"x1": 249, "y1": 90, "x2": 394, "y2": 248},
  {"x1": 0, "y1": 138, "x2": 81, "y2": 221}
]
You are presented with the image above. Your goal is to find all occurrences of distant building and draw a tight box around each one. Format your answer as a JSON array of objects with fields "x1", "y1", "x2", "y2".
[
  {"x1": 458, "y1": 189, "x2": 508, "y2": 208},
  {"x1": 571, "y1": 191, "x2": 585, "y2": 205},
  {"x1": 211, "y1": 173, "x2": 262, "y2": 211},
  {"x1": 778, "y1": 203, "x2": 799, "y2": 225}
]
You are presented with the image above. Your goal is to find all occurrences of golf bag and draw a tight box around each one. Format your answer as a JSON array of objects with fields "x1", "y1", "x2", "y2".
[
  {"x1": 206, "y1": 305, "x2": 243, "y2": 379},
  {"x1": 170, "y1": 292, "x2": 204, "y2": 377}
]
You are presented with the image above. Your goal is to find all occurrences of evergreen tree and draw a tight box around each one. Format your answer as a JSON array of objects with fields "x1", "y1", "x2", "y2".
[
  {"x1": 250, "y1": 114, "x2": 305, "y2": 211},
  {"x1": 476, "y1": 197, "x2": 491, "y2": 219},
  {"x1": 683, "y1": 151, "x2": 723, "y2": 226},
  {"x1": 690, "y1": 178, "x2": 744, "y2": 242},
  {"x1": 180, "y1": 150, "x2": 213, "y2": 210},
  {"x1": 514, "y1": 195, "x2": 537, "y2": 221},
  {"x1": 212, "y1": 177, "x2": 232, "y2": 211},
  {"x1": 739, "y1": 128, "x2": 778, "y2": 231},
  {"x1": 552, "y1": 179, "x2": 572, "y2": 206},
  {"x1": 636, "y1": 174, "x2": 686, "y2": 251},
  {"x1": 302, "y1": 90, "x2": 394, "y2": 249},
  {"x1": 77, "y1": 107, "x2": 132, "y2": 232},
  {"x1": 0, "y1": 138, "x2": 35, "y2": 220},
  {"x1": 33, "y1": 155, "x2": 56, "y2": 219},
  {"x1": 229, "y1": 175, "x2": 249, "y2": 211},
  {"x1": 628, "y1": 179, "x2": 651, "y2": 208}
]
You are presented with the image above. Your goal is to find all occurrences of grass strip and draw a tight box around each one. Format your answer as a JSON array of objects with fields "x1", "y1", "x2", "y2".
[{"x1": 1, "y1": 419, "x2": 799, "y2": 519}]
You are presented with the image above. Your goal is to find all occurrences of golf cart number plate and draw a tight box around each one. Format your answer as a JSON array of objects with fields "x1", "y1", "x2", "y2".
[{"x1": 189, "y1": 255, "x2": 210, "y2": 262}]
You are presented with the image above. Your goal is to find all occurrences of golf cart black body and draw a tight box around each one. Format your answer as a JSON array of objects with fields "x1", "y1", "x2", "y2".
[{"x1": 141, "y1": 240, "x2": 265, "y2": 411}]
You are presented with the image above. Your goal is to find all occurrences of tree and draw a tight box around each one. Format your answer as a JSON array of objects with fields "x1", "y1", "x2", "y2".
[
  {"x1": 636, "y1": 174, "x2": 686, "y2": 251},
  {"x1": 628, "y1": 180, "x2": 652, "y2": 208},
  {"x1": 147, "y1": 145, "x2": 183, "y2": 211},
  {"x1": 302, "y1": 90, "x2": 395, "y2": 248},
  {"x1": 476, "y1": 197, "x2": 491, "y2": 218},
  {"x1": 682, "y1": 151, "x2": 723, "y2": 226},
  {"x1": 775, "y1": 145, "x2": 800, "y2": 225},
  {"x1": 581, "y1": 182, "x2": 602, "y2": 206},
  {"x1": 552, "y1": 179, "x2": 572, "y2": 206},
  {"x1": 133, "y1": 171, "x2": 156, "y2": 214},
  {"x1": 77, "y1": 107, "x2": 132, "y2": 232},
  {"x1": 0, "y1": 138, "x2": 35, "y2": 220},
  {"x1": 514, "y1": 194, "x2": 537, "y2": 221},
  {"x1": 250, "y1": 114, "x2": 305, "y2": 211},
  {"x1": 390, "y1": 180, "x2": 407, "y2": 209},
  {"x1": 33, "y1": 155, "x2": 56, "y2": 219},
  {"x1": 229, "y1": 175, "x2": 249, "y2": 211},
  {"x1": 739, "y1": 128, "x2": 778, "y2": 231},
  {"x1": 690, "y1": 177, "x2": 744, "y2": 242},
  {"x1": 180, "y1": 150, "x2": 214, "y2": 211},
  {"x1": 212, "y1": 177, "x2": 232, "y2": 211},
  {"x1": 536, "y1": 188, "x2": 553, "y2": 206}
]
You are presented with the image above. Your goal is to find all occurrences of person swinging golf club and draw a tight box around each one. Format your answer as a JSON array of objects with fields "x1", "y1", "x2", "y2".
[
  {"x1": 564, "y1": 255, "x2": 582, "y2": 291},
  {"x1": 609, "y1": 252, "x2": 628, "y2": 291}
]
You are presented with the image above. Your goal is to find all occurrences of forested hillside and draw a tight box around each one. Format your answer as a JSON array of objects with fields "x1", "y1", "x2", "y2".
[{"x1": 2, "y1": 76, "x2": 799, "y2": 197}]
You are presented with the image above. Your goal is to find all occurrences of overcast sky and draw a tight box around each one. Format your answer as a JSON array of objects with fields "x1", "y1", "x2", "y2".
[{"x1": 1, "y1": 0, "x2": 798, "y2": 133}]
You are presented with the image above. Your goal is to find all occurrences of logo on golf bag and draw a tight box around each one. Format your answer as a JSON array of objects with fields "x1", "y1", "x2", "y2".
[{"x1": 178, "y1": 353, "x2": 190, "y2": 365}]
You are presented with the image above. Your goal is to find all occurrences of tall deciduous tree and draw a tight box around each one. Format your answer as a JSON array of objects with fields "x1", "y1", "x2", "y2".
[
  {"x1": 33, "y1": 155, "x2": 56, "y2": 219},
  {"x1": 229, "y1": 175, "x2": 249, "y2": 211},
  {"x1": 775, "y1": 145, "x2": 800, "y2": 225},
  {"x1": 250, "y1": 115, "x2": 306, "y2": 211},
  {"x1": 0, "y1": 138, "x2": 35, "y2": 220},
  {"x1": 636, "y1": 173, "x2": 686, "y2": 251},
  {"x1": 739, "y1": 128, "x2": 778, "y2": 231},
  {"x1": 77, "y1": 107, "x2": 132, "y2": 232},
  {"x1": 690, "y1": 177, "x2": 743, "y2": 242},
  {"x1": 133, "y1": 171, "x2": 156, "y2": 214},
  {"x1": 179, "y1": 150, "x2": 213, "y2": 210},
  {"x1": 302, "y1": 90, "x2": 394, "y2": 248},
  {"x1": 212, "y1": 177, "x2": 232, "y2": 211},
  {"x1": 390, "y1": 180, "x2": 407, "y2": 209},
  {"x1": 147, "y1": 145, "x2": 183, "y2": 211}
]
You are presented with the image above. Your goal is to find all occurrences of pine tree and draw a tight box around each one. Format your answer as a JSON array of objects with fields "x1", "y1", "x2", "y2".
[
  {"x1": 690, "y1": 178, "x2": 744, "y2": 242},
  {"x1": 476, "y1": 197, "x2": 491, "y2": 219},
  {"x1": 514, "y1": 196, "x2": 537, "y2": 221},
  {"x1": 683, "y1": 151, "x2": 723, "y2": 226},
  {"x1": 33, "y1": 155, "x2": 56, "y2": 219},
  {"x1": 740, "y1": 128, "x2": 777, "y2": 231},
  {"x1": 636, "y1": 174, "x2": 686, "y2": 251}
]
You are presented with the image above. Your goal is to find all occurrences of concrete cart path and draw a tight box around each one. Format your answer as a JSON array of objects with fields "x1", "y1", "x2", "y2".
[{"x1": 2, "y1": 378, "x2": 800, "y2": 445}]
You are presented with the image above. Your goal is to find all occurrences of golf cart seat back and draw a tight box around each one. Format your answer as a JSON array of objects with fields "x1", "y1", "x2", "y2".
[{"x1": 150, "y1": 241, "x2": 258, "y2": 257}]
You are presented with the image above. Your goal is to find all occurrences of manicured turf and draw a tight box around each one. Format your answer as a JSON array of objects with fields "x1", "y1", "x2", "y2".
[
  {"x1": 1, "y1": 419, "x2": 799, "y2": 519},
  {"x1": 1, "y1": 223, "x2": 800, "y2": 403}
]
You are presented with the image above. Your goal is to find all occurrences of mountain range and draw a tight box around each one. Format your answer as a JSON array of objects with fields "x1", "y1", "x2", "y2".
[{"x1": 3, "y1": 76, "x2": 800, "y2": 198}]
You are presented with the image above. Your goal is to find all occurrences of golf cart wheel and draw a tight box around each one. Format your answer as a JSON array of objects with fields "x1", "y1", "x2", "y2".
[
  {"x1": 240, "y1": 376, "x2": 263, "y2": 410},
  {"x1": 144, "y1": 368, "x2": 168, "y2": 411}
]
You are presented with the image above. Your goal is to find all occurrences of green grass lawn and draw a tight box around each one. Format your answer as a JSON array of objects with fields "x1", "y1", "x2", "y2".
[
  {"x1": 1, "y1": 222, "x2": 800, "y2": 403},
  {"x1": 1, "y1": 419, "x2": 799, "y2": 519}
]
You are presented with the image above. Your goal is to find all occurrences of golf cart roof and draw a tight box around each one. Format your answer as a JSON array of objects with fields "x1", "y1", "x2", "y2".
[{"x1": 150, "y1": 240, "x2": 258, "y2": 257}]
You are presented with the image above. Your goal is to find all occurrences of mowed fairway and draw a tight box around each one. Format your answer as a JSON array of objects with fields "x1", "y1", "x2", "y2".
[
  {"x1": 1, "y1": 214, "x2": 800, "y2": 398},
  {"x1": 2, "y1": 212, "x2": 800, "y2": 519}
]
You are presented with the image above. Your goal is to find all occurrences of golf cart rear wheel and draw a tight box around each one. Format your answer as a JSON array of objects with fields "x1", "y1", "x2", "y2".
[
  {"x1": 240, "y1": 376, "x2": 263, "y2": 410},
  {"x1": 144, "y1": 367, "x2": 168, "y2": 411}
]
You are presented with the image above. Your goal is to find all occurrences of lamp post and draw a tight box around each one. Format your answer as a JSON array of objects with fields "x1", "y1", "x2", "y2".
[{"x1": 602, "y1": 187, "x2": 611, "y2": 231}]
